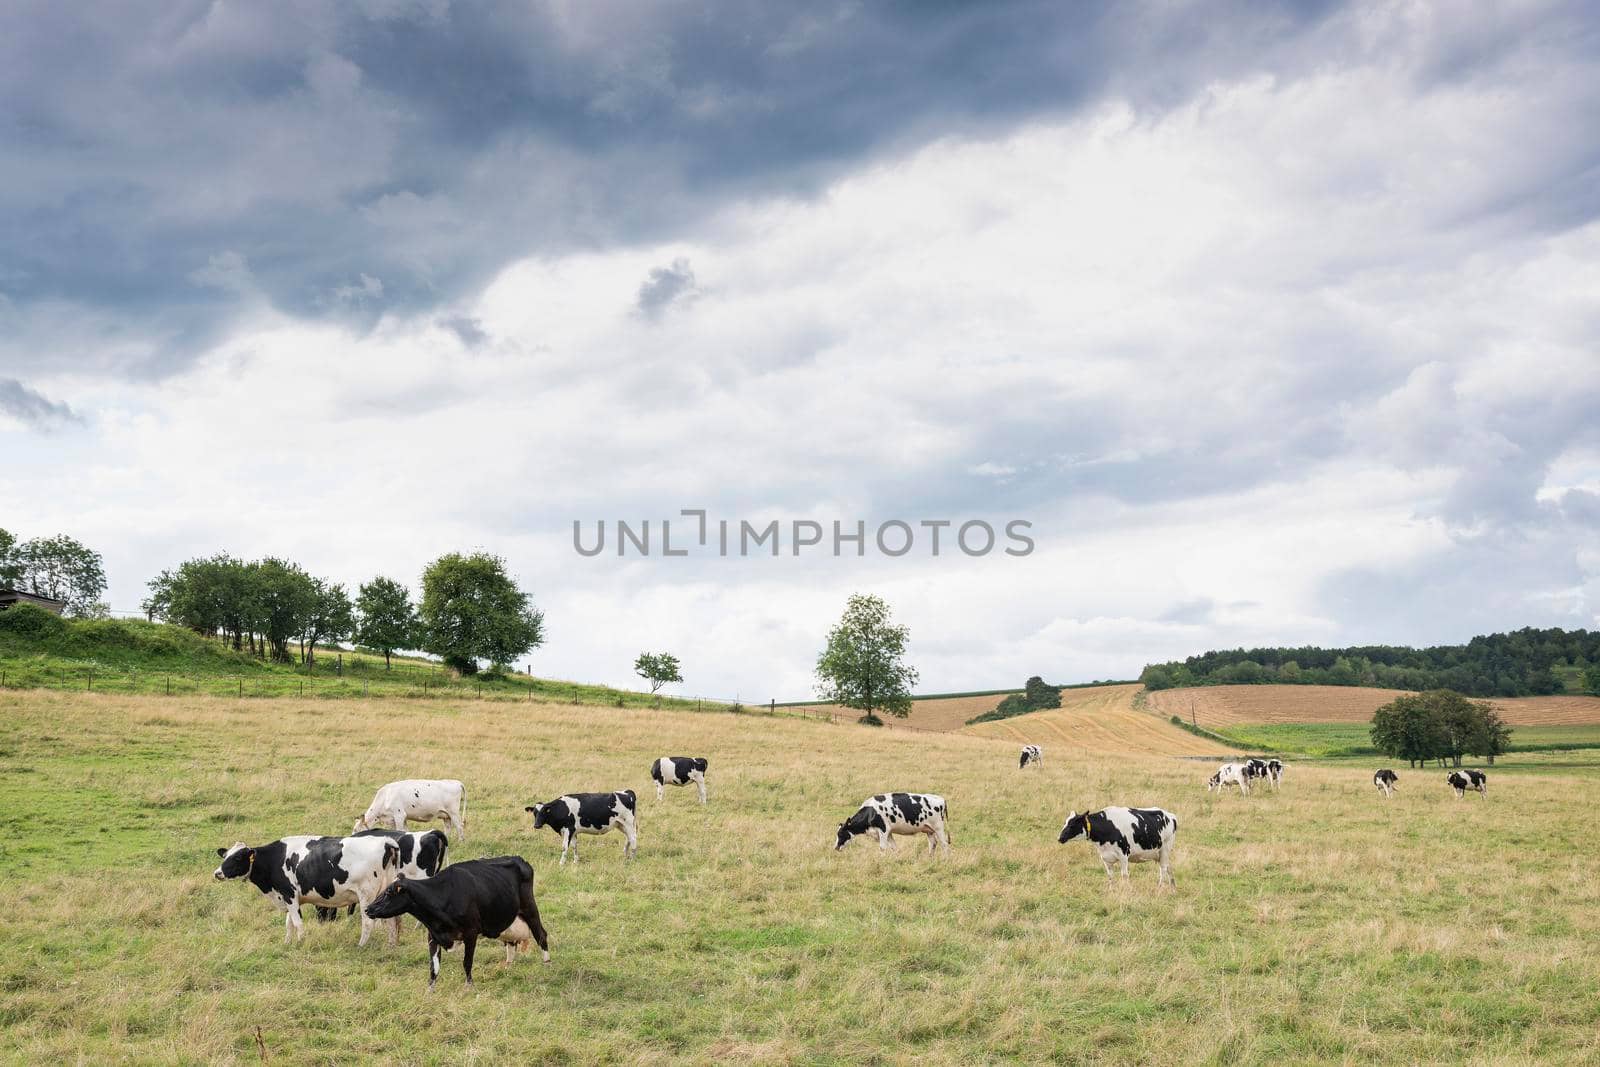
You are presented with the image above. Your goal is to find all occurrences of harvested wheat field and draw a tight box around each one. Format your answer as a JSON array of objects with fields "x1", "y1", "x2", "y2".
[
  {"x1": 1147, "y1": 684, "x2": 1600, "y2": 727},
  {"x1": 792, "y1": 692, "x2": 1010, "y2": 732},
  {"x1": 961, "y1": 683, "x2": 1237, "y2": 756}
]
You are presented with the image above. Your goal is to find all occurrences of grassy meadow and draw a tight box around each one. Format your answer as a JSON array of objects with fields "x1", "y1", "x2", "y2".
[{"x1": 3, "y1": 689, "x2": 1600, "y2": 1064}]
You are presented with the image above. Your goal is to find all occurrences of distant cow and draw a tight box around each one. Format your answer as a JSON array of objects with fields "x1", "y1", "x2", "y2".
[
  {"x1": 526, "y1": 791, "x2": 638, "y2": 864},
  {"x1": 1264, "y1": 759, "x2": 1284, "y2": 788},
  {"x1": 1374, "y1": 769, "x2": 1399, "y2": 798},
  {"x1": 1447, "y1": 769, "x2": 1487, "y2": 798},
  {"x1": 651, "y1": 756, "x2": 708, "y2": 804},
  {"x1": 1058, "y1": 807, "x2": 1178, "y2": 887},
  {"x1": 1207, "y1": 763, "x2": 1251, "y2": 795},
  {"x1": 315, "y1": 828, "x2": 448, "y2": 922},
  {"x1": 355, "y1": 779, "x2": 466, "y2": 841},
  {"x1": 214, "y1": 834, "x2": 400, "y2": 945},
  {"x1": 365, "y1": 856, "x2": 551, "y2": 988},
  {"x1": 1019, "y1": 745, "x2": 1042, "y2": 770},
  {"x1": 834, "y1": 793, "x2": 951, "y2": 854},
  {"x1": 1242, "y1": 758, "x2": 1271, "y2": 787}
]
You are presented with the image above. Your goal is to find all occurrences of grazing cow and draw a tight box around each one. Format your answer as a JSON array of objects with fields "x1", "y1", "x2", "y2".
[
  {"x1": 1374, "y1": 769, "x2": 1399, "y2": 798},
  {"x1": 1058, "y1": 807, "x2": 1179, "y2": 886},
  {"x1": 651, "y1": 756, "x2": 709, "y2": 804},
  {"x1": 355, "y1": 779, "x2": 467, "y2": 841},
  {"x1": 213, "y1": 834, "x2": 400, "y2": 945},
  {"x1": 1447, "y1": 769, "x2": 1488, "y2": 798},
  {"x1": 834, "y1": 793, "x2": 951, "y2": 854},
  {"x1": 1019, "y1": 745, "x2": 1042, "y2": 770},
  {"x1": 1241, "y1": 758, "x2": 1271, "y2": 787},
  {"x1": 1264, "y1": 759, "x2": 1284, "y2": 788},
  {"x1": 1207, "y1": 763, "x2": 1251, "y2": 795},
  {"x1": 365, "y1": 856, "x2": 551, "y2": 988},
  {"x1": 315, "y1": 828, "x2": 449, "y2": 922},
  {"x1": 526, "y1": 791, "x2": 638, "y2": 864}
]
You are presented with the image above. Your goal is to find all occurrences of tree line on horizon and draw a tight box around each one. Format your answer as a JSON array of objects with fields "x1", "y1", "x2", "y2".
[
  {"x1": 142, "y1": 551, "x2": 544, "y2": 675},
  {"x1": 1139, "y1": 627, "x2": 1600, "y2": 698}
]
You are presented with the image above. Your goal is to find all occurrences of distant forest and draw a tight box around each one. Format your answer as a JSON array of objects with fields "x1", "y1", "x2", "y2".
[{"x1": 1139, "y1": 627, "x2": 1600, "y2": 698}]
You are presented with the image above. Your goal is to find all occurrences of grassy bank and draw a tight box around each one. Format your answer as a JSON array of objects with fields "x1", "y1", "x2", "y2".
[
  {"x1": 1209, "y1": 721, "x2": 1600, "y2": 758},
  {"x1": 4, "y1": 689, "x2": 1599, "y2": 1063},
  {"x1": 0, "y1": 612, "x2": 721, "y2": 711}
]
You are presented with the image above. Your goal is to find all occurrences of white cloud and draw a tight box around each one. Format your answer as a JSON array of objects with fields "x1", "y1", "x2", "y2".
[{"x1": 4, "y1": 50, "x2": 1599, "y2": 694}]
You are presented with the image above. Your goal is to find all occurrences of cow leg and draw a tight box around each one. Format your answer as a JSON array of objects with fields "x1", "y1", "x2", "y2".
[
  {"x1": 1119, "y1": 854, "x2": 1131, "y2": 881},
  {"x1": 695, "y1": 775, "x2": 707, "y2": 805},
  {"x1": 358, "y1": 906, "x2": 375, "y2": 947},
  {"x1": 428, "y1": 937, "x2": 443, "y2": 989},
  {"x1": 1159, "y1": 844, "x2": 1175, "y2": 888},
  {"x1": 462, "y1": 936, "x2": 477, "y2": 986},
  {"x1": 878, "y1": 828, "x2": 895, "y2": 851},
  {"x1": 505, "y1": 941, "x2": 516, "y2": 964},
  {"x1": 656, "y1": 781, "x2": 665, "y2": 802},
  {"x1": 283, "y1": 907, "x2": 298, "y2": 944},
  {"x1": 559, "y1": 830, "x2": 573, "y2": 866}
]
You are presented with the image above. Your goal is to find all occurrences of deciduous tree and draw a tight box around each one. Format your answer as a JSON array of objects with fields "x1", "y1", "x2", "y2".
[{"x1": 814, "y1": 593, "x2": 919, "y2": 725}]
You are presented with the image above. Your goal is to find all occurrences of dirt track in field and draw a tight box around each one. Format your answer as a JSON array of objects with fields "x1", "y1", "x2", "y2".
[
  {"x1": 1145, "y1": 685, "x2": 1600, "y2": 727},
  {"x1": 960, "y1": 683, "x2": 1238, "y2": 756},
  {"x1": 796, "y1": 692, "x2": 1010, "y2": 732}
]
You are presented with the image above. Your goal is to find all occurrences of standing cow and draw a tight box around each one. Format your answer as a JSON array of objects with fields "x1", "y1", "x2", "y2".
[
  {"x1": 365, "y1": 856, "x2": 551, "y2": 988},
  {"x1": 1058, "y1": 807, "x2": 1179, "y2": 887},
  {"x1": 1019, "y1": 745, "x2": 1042, "y2": 770},
  {"x1": 1447, "y1": 769, "x2": 1488, "y2": 798},
  {"x1": 1207, "y1": 763, "x2": 1251, "y2": 795},
  {"x1": 1374, "y1": 769, "x2": 1399, "y2": 798},
  {"x1": 214, "y1": 834, "x2": 400, "y2": 945},
  {"x1": 315, "y1": 828, "x2": 449, "y2": 922},
  {"x1": 834, "y1": 793, "x2": 951, "y2": 854},
  {"x1": 355, "y1": 779, "x2": 467, "y2": 841},
  {"x1": 526, "y1": 791, "x2": 638, "y2": 864},
  {"x1": 651, "y1": 756, "x2": 709, "y2": 804},
  {"x1": 1264, "y1": 759, "x2": 1285, "y2": 789}
]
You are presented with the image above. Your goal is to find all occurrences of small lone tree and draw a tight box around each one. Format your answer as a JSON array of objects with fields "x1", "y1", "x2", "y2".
[
  {"x1": 814, "y1": 593, "x2": 919, "y2": 725},
  {"x1": 355, "y1": 576, "x2": 418, "y2": 669},
  {"x1": 419, "y1": 552, "x2": 545, "y2": 675},
  {"x1": 634, "y1": 652, "x2": 683, "y2": 693}
]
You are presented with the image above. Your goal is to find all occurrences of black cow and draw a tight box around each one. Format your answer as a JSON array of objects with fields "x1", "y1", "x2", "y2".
[
  {"x1": 1374, "y1": 769, "x2": 1399, "y2": 798},
  {"x1": 526, "y1": 790, "x2": 638, "y2": 864},
  {"x1": 1447, "y1": 769, "x2": 1487, "y2": 798},
  {"x1": 315, "y1": 828, "x2": 449, "y2": 922},
  {"x1": 651, "y1": 756, "x2": 709, "y2": 804},
  {"x1": 364, "y1": 856, "x2": 551, "y2": 988}
]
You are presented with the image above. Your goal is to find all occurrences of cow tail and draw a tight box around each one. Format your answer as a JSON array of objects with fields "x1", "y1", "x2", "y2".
[{"x1": 942, "y1": 799, "x2": 951, "y2": 845}]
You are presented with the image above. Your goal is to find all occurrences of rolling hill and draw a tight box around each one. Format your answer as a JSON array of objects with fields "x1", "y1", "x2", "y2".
[{"x1": 1145, "y1": 684, "x2": 1600, "y2": 728}]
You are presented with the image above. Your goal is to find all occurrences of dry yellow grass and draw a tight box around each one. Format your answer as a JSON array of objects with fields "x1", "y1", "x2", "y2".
[
  {"x1": 1147, "y1": 685, "x2": 1600, "y2": 727},
  {"x1": 962, "y1": 684, "x2": 1237, "y2": 756},
  {"x1": 800, "y1": 692, "x2": 1007, "y2": 731},
  {"x1": 4, "y1": 688, "x2": 1600, "y2": 1063}
]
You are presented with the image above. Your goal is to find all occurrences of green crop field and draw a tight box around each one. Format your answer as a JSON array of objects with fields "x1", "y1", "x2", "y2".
[
  {"x1": 1210, "y1": 721, "x2": 1600, "y2": 758},
  {"x1": 3, "y1": 689, "x2": 1599, "y2": 1064}
]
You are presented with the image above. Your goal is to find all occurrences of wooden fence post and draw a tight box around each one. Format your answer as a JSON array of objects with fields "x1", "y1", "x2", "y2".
[
  {"x1": 238, "y1": 678, "x2": 243, "y2": 698},
  {"x1": 88, "y1": 669, "x2": 93, "y2": 691}
]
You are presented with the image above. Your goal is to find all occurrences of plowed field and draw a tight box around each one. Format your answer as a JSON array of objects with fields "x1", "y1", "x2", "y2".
[{"x1": 1146, "y1": 685, "x2": 1600, "y2": 727}]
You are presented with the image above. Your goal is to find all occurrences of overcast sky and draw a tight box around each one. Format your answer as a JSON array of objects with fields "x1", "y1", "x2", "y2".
[{"x1": 3, "y1": 1, "x2": 1598, "y2": 699}]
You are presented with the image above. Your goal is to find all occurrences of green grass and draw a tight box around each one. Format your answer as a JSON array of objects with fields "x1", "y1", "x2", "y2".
[
  {"x1": 0, "y1": 612, "x2": 725, "y2": 711},
  {"x1": 1210, "y1": 721, "x2": 1600, "y2": 758},
  {"x1": 4, "y1": 690, "x2": 1600, "y2": 1063}
]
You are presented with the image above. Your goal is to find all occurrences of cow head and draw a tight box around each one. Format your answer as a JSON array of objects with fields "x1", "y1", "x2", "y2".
[
  {"x1": 694, "y1": 758, "x2": 708, "y2": 773},
  {"x1": 1206, "y1": 773, "x2": 1221, "y2": 792},
  {"x1": 1058, "y1": 811, "x2": 1090, "y2": 844},
  {"x1": 834, "y1": 809, "x2": 872, "y2": 850},
  {"x1": 526, "y1": 803, "x2": 549, "y2": 830},
  {"x1": 213, "y1": 843, "x2": 254, "y2": 880},
  {"x1": 364, "y1": 876, "x2": 412, "y2": 920}
]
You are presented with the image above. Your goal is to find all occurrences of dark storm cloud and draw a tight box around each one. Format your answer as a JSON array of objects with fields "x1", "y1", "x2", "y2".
[
  {"x1": 0, "y1": 0, "x2": 1358, "y2": 378},
  {"x1": 0, "y1": 378, "x2": 82, "y2": 429}
]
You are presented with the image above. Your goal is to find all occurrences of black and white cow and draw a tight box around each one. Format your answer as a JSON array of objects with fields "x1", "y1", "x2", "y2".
[
  {"x1": 1019, "y1": 745, "x2": 1042, "y2": 770},
  {"x1": 1264, "y1": 759, "x2": 1284, "y2": 788},
  {"x1": 1058, "y1": 807, "x2": 1179, "y2": 887},
  {"x1": 834, "y1": 793, "x2": 951, "y2": 854},
  {"x1": 650, "y1": 756, "x2": 708, "y2": 804},
  {"x1": 1207, "y1": 763, "x2": 1251, "y2": 795},
  {"x1": 355, "y1": 779, "x2": 466, "y2": 841},
  {"x1": 1242, "y1": 758, "x2": 1271, "y2": 787},
  {"x1": 1374, "y1": 769, "x2": 1399, "y2": 798},
  {"x1": 315, "y1": 828, "x2": 449, "y2": 922},
  {"x1": 365, "y1": 856, "x2": 551, "y2": 988},
  {"x1": 1447, "y1": 769, "x2": 1488, "y2": 798},
  {"x1": 526, "y1": 791, "x2": 638, "y2": 864},
  {"x1": 213, "y1": 834, "x2": 400, "y2": 945}
]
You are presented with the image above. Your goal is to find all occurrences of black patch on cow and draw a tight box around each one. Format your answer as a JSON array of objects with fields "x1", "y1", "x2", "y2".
[
  {"x1": 1125, "y1": 809, "x2": 1168, "y2": 852},
  {"x1": 575, "y1": 793, "x2": 620, "y2": 829},
  {"x1": 290, "y1": 838, "x2": 353, "y2": 900},
  {"x1": 651, "y1": 759, "x2": 665, "y2": 785},
  {"x1": 888, "y1": 793, "x2": 923, "y2": 826}
]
